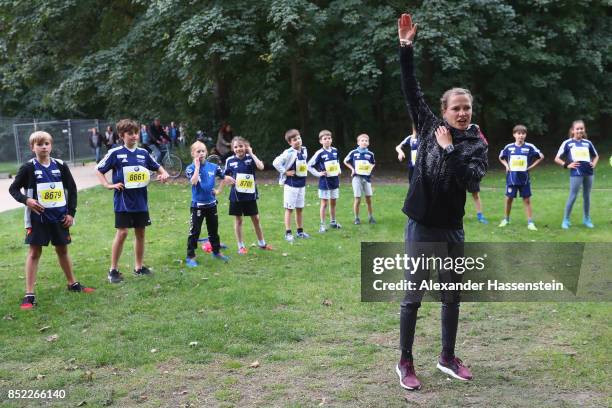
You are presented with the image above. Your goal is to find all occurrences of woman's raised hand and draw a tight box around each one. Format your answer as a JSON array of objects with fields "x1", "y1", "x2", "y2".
[{"x1": 398, "y1": 13, "x2": 417, "y2": 43}]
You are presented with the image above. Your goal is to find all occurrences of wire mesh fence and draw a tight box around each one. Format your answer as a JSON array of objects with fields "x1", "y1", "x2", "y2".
[{"x1": 0, "y1": 117, "x2": 113, "y2": 174}]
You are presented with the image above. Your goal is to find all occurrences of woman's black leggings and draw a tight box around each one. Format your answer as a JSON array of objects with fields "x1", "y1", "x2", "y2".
[{"x1": 400, "y1": 301, "x2": 460, "y2": 360}]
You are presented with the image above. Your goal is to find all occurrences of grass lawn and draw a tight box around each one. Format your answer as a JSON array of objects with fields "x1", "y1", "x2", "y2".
[{"x1": 0, "y1": 164, "x2": 610, "y2": 407}]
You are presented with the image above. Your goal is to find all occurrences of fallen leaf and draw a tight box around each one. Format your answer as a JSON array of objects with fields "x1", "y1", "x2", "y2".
[
  {"x1": 46, "y1": 334, "x2": 59, "y2": 342},
  {"x1": 77, "y1": 401, "x2": 87, "y2": 406},
  {"x1": 249, "y1": 360, "x2": 260, "y2": 368},
  {"x1": 198, "y1": 309, "x2": 205, "y2": 313},
  {"x1": 84, "y1": 370, "x2": 93, "y2": 381},
  {"x1": 39, "y1": 325, "x2": 51, "y2": 332},
  {"x1": 36, "y1": 374, "x2": 45, "y2": 380},
  {"x1": 282, "y1": 253, "x2": 288, "y2": 257},
  {"x1": 319, "y1": 397, "x2": 327, "y2": 406},
  {"x1": 322, "y1": 299, "x2": 333, "y2": 306},
  {"x1": 3, "y1": 314, "x2": 13, "y2": 320},
  {"x1": 189, "y1": 341, "x2": 198, "y2": 347},
  {"x1": 150, "y1": 348, "x2": 158, "y2": 353}
]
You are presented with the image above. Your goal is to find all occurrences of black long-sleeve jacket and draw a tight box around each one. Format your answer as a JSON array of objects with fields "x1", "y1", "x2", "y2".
[
  {"x1": 9, "y1": 158, "x2": 78, "y2": 220},
  {"x1": 399, "y1": 45, "x2": 488, "y2": 229}
]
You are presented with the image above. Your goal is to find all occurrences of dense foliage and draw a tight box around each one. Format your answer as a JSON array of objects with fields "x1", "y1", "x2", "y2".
[{"x1": 1, "y1": 0, "x2": 610, "y2": 158}]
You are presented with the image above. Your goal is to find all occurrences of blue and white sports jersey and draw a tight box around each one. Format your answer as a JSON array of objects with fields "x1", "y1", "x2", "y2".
[
  {"x1": 308, "y1": 147, "x2": 341, "y2": 190},
  {"x1": 224, "y1": 154, "x2": 258, "y2": 202},
  {"x1": 401, "y1": 135, "x2": 419, "y2": 168},
  {"x1": 499, "y1": 143, "x2": 542, "y2": 186},
  {"x1": 285, "y1": 148, "x2": 308, "y2": 188},
  {"x1": 557, "y1": 139, "x2": 598, "y2": 177},
  {"x1": 33, "y1": 159, "x2": 68, "y2": 223},
  {"x1": 344, "y1": 148, "x2": 375, "y2": 182},
  {"x1": 97, "y1": 146, "x2": 160, "y2": 212},
  {"x1": 185, "y1": 161, "x2": 224, "y2": 208}
]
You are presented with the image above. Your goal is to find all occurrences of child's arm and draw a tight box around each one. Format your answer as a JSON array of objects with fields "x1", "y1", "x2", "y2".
[
  {"x1": 527, "y1": 153, "x2": 544, "y2": 171},
  {"x1": 307, "y1": 152, "x2": 324, "y2": 178},
  {"x1": 395, "y1": 142, "x2": 406, "y2": 161},
  {"x1": 156, "y1": 166, "x2": 169, "y2": 182},
  {"x1": 343, "y1": 155, "x2": 355, "y2": 177},
  {"x1": 9, "y1": 163, "x2": 45, "y2": 215},
  {"x1": 96, "y1": 170, "x2": 123, "y2": 190},
  {"x1": 189, "y1": 160, "x2": 200, "y2": 185},
  {"x1": 247, "y1": 145, "x2": 265, "y2": 170},
  {"x1": 498, "y1": 157, "x2": 509, "y2": 172},
  {"x1": 60, "y1": 162, "x2": 77, "y2": 227}
]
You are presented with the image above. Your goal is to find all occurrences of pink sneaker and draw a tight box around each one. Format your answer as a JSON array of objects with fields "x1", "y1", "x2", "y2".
[
  {"x1": 436, "y1": 356, "x2": 473, "y2": 381},
  {"x1": 238, "y1": 247, "x2": 248, "y2": 255},
  {"x1": 396, "y1": 360, "x2": 421, "y2": 390},
  {"x1": 201, "y1": 241, "x2": 213, "y2": 253}
]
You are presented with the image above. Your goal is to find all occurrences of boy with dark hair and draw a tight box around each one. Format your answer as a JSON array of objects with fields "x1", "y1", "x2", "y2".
[
  {"x1": 273, "y1": 129, "x2": 310, "y2": 242},
  {"x1": 96, "y1": 119, "x2": 169, "y2": 283},
  {"x1": 9, "y1": 131, "x2": 94, "y2": 309},
  {"x1": 498, "y1": 124, "x2": 544, "y2": 230}
]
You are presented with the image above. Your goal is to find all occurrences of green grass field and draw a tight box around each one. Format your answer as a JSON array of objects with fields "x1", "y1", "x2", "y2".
[{"x1": 0, "y1": 165, "x2": 610, "y2": 407}]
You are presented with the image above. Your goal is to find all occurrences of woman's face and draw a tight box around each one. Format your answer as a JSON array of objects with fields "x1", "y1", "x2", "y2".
[
  {"x1": 571, "y1": 122, "x2": 586, "y2": 140},
  {"x1": 443, "y1": 94, "x2": 472, "y2": 130}
]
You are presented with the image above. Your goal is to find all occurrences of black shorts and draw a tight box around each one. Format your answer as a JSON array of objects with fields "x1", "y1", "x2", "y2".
[
  {"x1": 229, "y1": 200, "x2": 258, "y2": 216},
  {"x1": 115, "y1": 211, "x2": 151, "y2": 228},
  {"x1": 467, "y1": 183, "x2": 480, "y2": 193},
  {"x1": 25, "y1": 220, "x2": 71, "y2": 246}
]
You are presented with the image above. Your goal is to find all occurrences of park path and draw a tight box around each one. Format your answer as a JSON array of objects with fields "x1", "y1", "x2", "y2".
[{"x1": 0, "y1": 162, "x2": 107, "y2": 213}]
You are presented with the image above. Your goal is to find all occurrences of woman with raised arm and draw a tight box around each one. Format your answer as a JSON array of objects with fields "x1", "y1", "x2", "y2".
[{"x1": 395, "y1": 13, "x2": 488, "y2": 390}]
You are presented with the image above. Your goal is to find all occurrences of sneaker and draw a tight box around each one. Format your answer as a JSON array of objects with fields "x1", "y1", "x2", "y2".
[
  {"x1": 396, "y1": 360, "x2": 421, "y2": 390},
  {"x1": 212, "y1": 253, "x2": 229, "y2": 263},
  {"x1": 354, "y1": 218, "x2": 361, "y2": 225},
  {"x1": 285, "y1": 233, "x2": 294, "y2": 243},
  {"x1": 67, "y1": 282, "x2": 95, "y2": 293},
  {"x1": 134, "y1": 266, "x2": 152, "y2": 276},
  {"x1": 20, "y1": 295, "x2": 36, "y2": 310},
  {"x1": 330, "y1": 222, "x2": 342, "y2": 229},
  {"x1": 368, "y1": 216, "x2": 377, "y2": 224},
  {"x1": 498, "y1": 219, "x2": 509, "y2": 227},
  {"x1": 561, "y1": 219, "x2": 570, "y2": 229},
  {"x1": 319, "y1": 224, "x2": 327, "y2": 233},
  {"x1": 436, "y1": 356, "x2": 473, "y2": 381},
  {"x1": 297, "y1": 231, "x2": 310, "y2": 239},
  {"x1": 258, "y1": 244, "x2": 274, "y2": 251},
  {"x1": 477, "y1": 213, "x2": 489, "y2": 224},
  {"x1": 185, "y1": 257, "x2": 199, "y2": 267},
  {"x1": 238, "y1": 247, "x2": 248, "y2": 255},
  {"x1": 583, "y1": 217, "x2": 594, "y2": 228},
  {"x1": 108, "y1": 269, "x2": 124, "y2": 283},
  {"x1": 527, "y1": 222, "x2": 538, "y2": 231}
]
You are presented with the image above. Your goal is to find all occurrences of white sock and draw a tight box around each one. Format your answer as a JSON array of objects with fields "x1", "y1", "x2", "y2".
[{"x1": 257, "y1": 239, "x2": 266, "y2": 247}]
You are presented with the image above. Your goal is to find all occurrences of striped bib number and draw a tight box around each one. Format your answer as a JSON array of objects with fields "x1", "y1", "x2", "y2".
[
  {"x1": 571, "y1": 146, "x2": 590, "y2": 162},
  {"x1": 410, "y1": 150, "x2": 417, "y2": 166},
  {"x1": 37, "y1": 182, "x2": 66, "y2": 208},
  {"x1": 123, "y1": 166, "x2": 150, "y2": 189},
  {"x1": 324, "y1": 160, "x2": 340, "y2": 177},
  {"x1": 236, "y1": 173, "x2": 256, "y2": 194},
  {"x1": 355, "y1": 160, "x2": 372, "y2": 176},
  {"x1": 509, "y1": 155, "x2": 528, "y2": 172},
  {"x1": 295, "y1": 160, "x2": 308, "y2": 177}
]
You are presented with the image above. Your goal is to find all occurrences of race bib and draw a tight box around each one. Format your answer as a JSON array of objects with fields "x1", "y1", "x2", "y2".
[
  {"x1": 123, "y1": 165, "x2": 150, "y2": 189},
  {"x1": 324, "y1": 160, "x2": 340, "y2": 177},
  {"x1": 355, "y1": 159, "x2": 372, "y2": 176},
  {"x1": 295, "y1": 160, "x2": 308, "y2": 177},
  {"x1": 509, "y1": 155, "x2": 528, "y2": 172},
  {"x1": 571, "y1": 146, "x2": 590, "y2": 162},
  {"x1": 37, "y1": 181, "x2": 66, "y2": 208},
  {"x1": 235, "y1": 173, "x2": 256, "y2": 194},
  {"x1": 410, "y1": 150, "x2": 417, "y2": 166}
]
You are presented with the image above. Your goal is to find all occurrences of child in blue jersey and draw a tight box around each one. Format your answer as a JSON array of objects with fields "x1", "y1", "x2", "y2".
[
  {"x1": 272, "y1": 129, "x2": 311, "y2": 242},
  {"x1": 343, "y1": 134, "x2": 376, "y2": 224},
  {"x1": 554, "y1": 120, "x2": 599, "y2": 229},
  {"x1": 9, "y1": 131, "x2": 94, "y2": 309},
  {"x1": 96, "y1": 119, "x2": 169, "y2": 283},
  {"x1": 498, "y1": 125, "x2": 544, "y2": 230},
  {"x1": 395, "y1": 125, "x2": 418, "y2": 182},
  {"x1": 185, "y1": 141, "x2": 235, "y2": 266},
  {"x1": 308, "y1": 129, "x2": 342, "y2": 232},
  {"x1": 224, "y1": 137, "x2": 273, "y2": 254}
]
